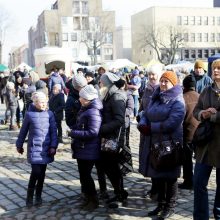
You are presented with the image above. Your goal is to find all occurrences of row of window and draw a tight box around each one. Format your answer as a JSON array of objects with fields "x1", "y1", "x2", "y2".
[
  {"x1": 62, "y1": 32, "x2": 113, "y2": 44},
  {"x1": 72, "y1": 1, "x2": 88, "y2": 14},
  {"x1": 179, "y1": 32, "x2": 220, "y2": 42},
  {"x1": 177, "y1": 16, "x2": 220, "y2": 26},
  {"x1": 182, "y1": 49, "x2": 220, "y2": 59}
]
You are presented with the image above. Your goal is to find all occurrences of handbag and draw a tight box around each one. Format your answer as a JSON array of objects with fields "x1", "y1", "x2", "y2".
[
  {"x1": 192, "y1": 120, "x2": 213, "y2": 147},
  {"x1": 150, "y1": 130, "x2": 183, "y2": 171},
  {"x1": 101, "y1": 127, "x2": 122, "y2": 153}
]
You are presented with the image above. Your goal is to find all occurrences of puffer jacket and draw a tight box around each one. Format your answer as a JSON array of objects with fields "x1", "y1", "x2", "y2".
[
  {"x1": 16, "y1": 104, "x2": 58, "y2": 164},
  {"x1": 69, "y1": 98, "x2": 103, "y2": 160},
  {"x1": 48, "y1": 72, "x2": 65, "y2": 92}
]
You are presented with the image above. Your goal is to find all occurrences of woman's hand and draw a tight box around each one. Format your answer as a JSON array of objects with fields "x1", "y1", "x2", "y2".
[{"x1": 201, "y1": 108, "x2": 217, "y2": 119}]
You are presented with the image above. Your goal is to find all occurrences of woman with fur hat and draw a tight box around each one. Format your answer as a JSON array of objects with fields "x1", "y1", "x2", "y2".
[
  {"x1": 67, "y1": 85, "x2": 103, "y2": 211},
  {"x1": 16, "y1": 91, "x2": 58, "y2": 208},
  {"x1": 138, "y1": 71, "x2": 185, "y2": 219},
  {"x1": 99, "y1": 72, "x2": 128, "y2": 208}
]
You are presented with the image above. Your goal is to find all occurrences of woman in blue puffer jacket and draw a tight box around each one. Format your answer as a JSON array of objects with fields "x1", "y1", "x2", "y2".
[
  {"x1": 67, "y1": 84, "x2": 103, "y2": 211},
  {"x1": 16, "y1": 91, "x2": 58, "y2": 208}
]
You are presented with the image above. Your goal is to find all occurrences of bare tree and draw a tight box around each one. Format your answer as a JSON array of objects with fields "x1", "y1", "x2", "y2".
[
  {"x1": 139, "y1": 25, "x2": 185, "y2": 65},
  {"x1": 81, "y1": 11, "x2": 114, "y2": 65}
]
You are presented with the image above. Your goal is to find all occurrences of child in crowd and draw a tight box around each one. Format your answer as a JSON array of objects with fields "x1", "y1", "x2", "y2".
[
  {"x1": 67, "y1": 84, "x2": 103, "y2": 211},
  {"x1": 49, "y1": 84, "x2": 65, "y2": 143},
  {"x1": 4, "y1": 81, "x2": 18, "y2": 130},
  {"x1": 16, "y1": 91, "x2": 58, "y2": 207}
]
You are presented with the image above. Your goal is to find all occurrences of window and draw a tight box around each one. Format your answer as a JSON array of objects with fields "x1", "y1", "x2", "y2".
[
  {"x1": 211, "y1": 33, "x2": 215, "y2": 42},
  {"x1": 191, "y1": 50, "x2": 196, "y2": 59},
  {"x1": 210, "y1": 16, "x2": 215, "y2": 25},
  {"x1": 72, "y1": 48, "x2": 77, "y2": 57},
  {"x1": 82, "y1": 1, "x2": 88, "y2": 14},
  {"x1": 105, "y1": 32, "x2": 113, "y2": 44},
  {"x1": 73, "y1": 17, "x2": 80, "y2": 30},
  {"x1": 104, "y1": 48, "x2": 113, "y2": 55},
  {"x1": 72, "y1": 1, "x2": 80, "y2": 13},
  {"x1": 183, "y1": 33, "x2": 189, "y2": 42},
  {"x1": 203, "y1": 16, "x2": 208, "y2": 25},
  {"x1": 204, "y1": 33, "x2": 208, "y2": 42},
  {"x1": 190, "y1": 16, "x2": 195, "y2": 25},
  {"x1": 71, "y1": 33, "x2": 77, "y2": 41},
  {"x1": 82, "y1": 17, "x2": 89, "y2": 30},
  {"x1": 196, "y1": 16, "x2": 202, "y2": 25},
  {"x1": 61, "y1": 17, "x2": 68, "y2": 25},
  {"x1": 177, "y1": 16, "x2": 182, "y2": 25},
  {"x1": 198, "y1": 49, "x2": 202, "y2": 58},
  {"x1": 190, "y1": 33, "x2": 195, "y2": 42},
  {"x1": 183, "y1": 16, "x2": 188, "y2": 25},
  {"x1": 204, "y1": 49, "x2": 209, "y2": 58},
  {"x1": 217, "y1": 17, "x2": 220, "y2": 25},
  {"x1": 62, "y1": 33, "x2": 68, "y2": 41},
  {"x1": 210, "y1": 49, "x2": 215, "y2": 56},
  {"x1": 184, "y1": 50, "x2": 189, "y2": 59},
  {"x1": 197, "y1": 33, "x2": 202, "y2": 42},
  {"x1": 217, "y1": 33, "x2": 220, "y2": 42}
]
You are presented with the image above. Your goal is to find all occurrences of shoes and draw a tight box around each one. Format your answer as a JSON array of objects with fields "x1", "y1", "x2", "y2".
[
  {"x1": 82, "y1": 195, "x2": 99, "y2": 211},
  {"x1": 178, "y1": 182, "x2": 193, "y2": 190},
  {"x1": 106, "y1": 190, "x2": 128, "y2": 208},
  {"x1": 9, "y1": 125, "x2": 19, "y2": 131},
  {"x1": 144, "y1": 190, "x2": 158, "y2": 201},
  {"x1": 158, "y1": 208, "x2": 175, "y2": 219},
  {"x1": 99, "y1": 190, "x2": 109, "y2": 200},
  {"x1": 148, "y1": 205, "x2": 163, "y2": 216}
]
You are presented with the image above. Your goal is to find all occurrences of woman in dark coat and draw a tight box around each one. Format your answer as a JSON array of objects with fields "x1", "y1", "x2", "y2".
[
  {"x1": 99, "y1": 72, "x2": 128, "y2": 208},
  {"x1": 67, "y1": 85, "x2": 103, "y2": 211},
  {"x1": 138, "y1": 71, "x2": 185, "y2": 219},
  {"x1": 16, "y1": 91, "x2": 58, "y2": 208}
]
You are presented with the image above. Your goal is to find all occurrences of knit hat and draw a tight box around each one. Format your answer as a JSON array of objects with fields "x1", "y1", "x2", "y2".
[
  {"x1": 6, "y1": 81, "x2": 15, "y2": 90},
  {"x1": 79, "y1": 85, "x2": 98, "y2": 100},
  {"x1": 160, "y1": 71, "x2": 178, "y2": 86},
  {"x1": 22, "y1": 77, "x2": 32, "y2": 86},
  {"x1": 85, "y1": 72, "x2": 94, "y2": 78},
  {"x1": 183, "y1": 75, "x2": 196, "y2": 89},
  {"x1": 31, "y1": 91, "x2": 48, "y2": 103},
  {"x1": 100, "y1": 72, "x2": 120, "y2": 87},
  {"x1": 72, "y1": 74, "x2": 87, "y2": 90},
  {"x1": 194, "y1": 60, "x2": 205, "y2": 70},
  {"x1": 53, "y1": 84, "x2": 62, "y2": 90}
]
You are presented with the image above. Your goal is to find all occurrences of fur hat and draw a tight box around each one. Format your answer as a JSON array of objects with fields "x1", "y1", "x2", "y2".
[
  {"x1": 194, "y1": 60, "x2": 205, "y2": 70},
  {"x1": 160, "y1": 71, "x2": 178, "y2": 86},
  {"x1": 31, "y1": 91, "x2": 47, "y2": 103},
  {"x1": 79, "y1": 85, "x2": 98, "y2": 100},
  {"x1": 6, "y1": 82, "x2": 15, "y2": 90},
  {"x1": 100, "y1": 72, "x2": 120, "y2": 87},
  {"x1": 183, "y1": 75, "x2": 196, "y2": 89},
  {"x1": 72, "y1": 74, "x2": 87, "y2": 90}
]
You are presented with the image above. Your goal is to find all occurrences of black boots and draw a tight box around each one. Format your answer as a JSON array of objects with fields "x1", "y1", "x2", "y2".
[
  {"x1": 148, "y1": 204, "x2": 164, "y2": 216},
  {"x1": 106, "y1": 190, "x2": 128, "y2": 208},
  {"x1": 26, "y1": 188, "x2": 34, "y2": 208},
  {"x1": 35, "y1": 187, "x2": 43, "y2": 206},
  {"x1": 82, "y1": 195, "x2": 99, "y2": 211}
]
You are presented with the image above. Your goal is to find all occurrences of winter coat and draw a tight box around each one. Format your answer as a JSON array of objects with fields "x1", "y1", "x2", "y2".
[
  {"x1": 193, "y1": 84, "x2": 220, "y2": 168},
  {"x1": 5, "y1": 89, "x2": 18, "y2": 108},
  {"x1": 22, "y1": 84, "x2": 36, "y2": 111},
  {"x1": 35, "y1": 80, "x2": 49, "y2": 97},
  {"x1": 69, "y1": 98, "x2": 103, "y2": 160},
  {"x1": 16, "y1": 104, "x2": 58, "y2": 164},
  {"x1": 140, "y1": 85, "x2": 185, "y2": 178},
  {"x1": 191, "y1": 72, "x2": 213, "y2": 94},
  {"x1": 183, "y1": 89, "x2": 200, "y2": 142},
  {"x1": 125, "y1": 90, "x2": 134, "y2": 128},
  {"x1": 48, "y1": 72, "x2": 65, "y2": 92},
  {"x1": 99, "y1": 85, "x2": 127, "y2": 150},
  {"x1": 49, "y1": 92, "x2": 65, "y2": 121}
]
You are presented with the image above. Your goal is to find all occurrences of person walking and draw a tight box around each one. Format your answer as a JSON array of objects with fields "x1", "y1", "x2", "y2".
[
  {"x1": 193, "y1": 59, "x2": 220, "y2": 220},
  {"x1": 16, "y1": 91, "x2": 58, "y2": 208}
]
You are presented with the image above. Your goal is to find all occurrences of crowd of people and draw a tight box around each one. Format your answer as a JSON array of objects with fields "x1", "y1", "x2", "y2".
[{"x1": 0, "y1": 59, "x2": 219, "y2": 219}]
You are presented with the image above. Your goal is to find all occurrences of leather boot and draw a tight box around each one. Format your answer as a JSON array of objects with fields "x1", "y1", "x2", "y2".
[
  {"x1": 26, "y1": 188, "x2": 34, "y2": 208},
  {"x1": 82, "y1": 195, "x2": 99, "y2": 211},
  {"x1": 159, "y1": 207, "x2": 175, "y2": 219},
  {"x1": 35, "y1": 187, "x2": 43, "y2": 206},
  {"x1": 148, "y1": 203, "x2": 164, "y2": 216}
]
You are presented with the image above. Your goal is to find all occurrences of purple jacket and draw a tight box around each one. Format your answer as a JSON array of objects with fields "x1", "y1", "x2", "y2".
[
  {"x1": 69, "y1": 98, "x2": 103, "y2": 160},
  {"x1": 16, "y1": 104, "x2": 58, "y2": 164}
]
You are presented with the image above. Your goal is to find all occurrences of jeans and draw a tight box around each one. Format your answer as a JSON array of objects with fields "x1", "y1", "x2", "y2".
[
  {"x1": 132, "y1": 95, "x2": 139, "y2": 117},
  {"x1": 193, "y1": 162, "x2": 220, "y2": 220}
]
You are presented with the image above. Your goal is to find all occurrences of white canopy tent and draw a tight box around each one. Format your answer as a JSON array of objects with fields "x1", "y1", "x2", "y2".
[
  {"x1": 104, "y1": 59, "x2": 138, "y2": 70},
  {"x1": 16, "y1": 62, "x2": 32, "y2": 71}
]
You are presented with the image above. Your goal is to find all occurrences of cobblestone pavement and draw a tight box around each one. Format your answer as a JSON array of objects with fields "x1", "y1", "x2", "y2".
[{"x1": 0, "y1": 104, "x2": 216, "y2": 220}]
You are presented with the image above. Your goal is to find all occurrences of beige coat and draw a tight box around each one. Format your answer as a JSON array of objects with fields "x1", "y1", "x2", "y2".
[{"x1": 193, "y1": 84, "x2": 220, "y2": 168}]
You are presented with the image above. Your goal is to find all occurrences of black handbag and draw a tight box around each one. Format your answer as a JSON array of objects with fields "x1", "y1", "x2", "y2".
[
  {"x1": 192, "y1": 120, "x2": 213, "y2": 147},
  {"x1": 150, "y1": 132, "x2": 183, "y2": 171},
  {"x1": 101, "y1": 127, "x2": 122, "y2": 153}
]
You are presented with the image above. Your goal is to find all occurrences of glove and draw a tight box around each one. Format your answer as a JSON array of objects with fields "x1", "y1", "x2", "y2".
[
  {"x1": 48, "y1": 148, "x2": 56, "y2": 156},
  {"x1": 137, "y1": 124, "x2": 151, "y2": 136},
  {"x1": 17, "y1": 147, "x2": 24, "y2": 154}
]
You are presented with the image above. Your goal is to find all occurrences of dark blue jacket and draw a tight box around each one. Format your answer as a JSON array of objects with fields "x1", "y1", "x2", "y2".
[
  {"x1": 48, "y1": 72, "x2": 65, "y2": 92},
  {"x1": 16, "y1": 104, "x2": 58, "y2": 164},
  {"x1": 69, "y1": 98, "x2": 103, "y2": 160}
]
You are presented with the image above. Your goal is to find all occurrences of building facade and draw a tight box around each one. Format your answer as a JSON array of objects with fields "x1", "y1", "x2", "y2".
[
  {"x1": 131, "y1": 6, "x2": 220, "y2": 65},
  {"x1": 28, "y1": 0, "x2": 115, "y2": 66}
]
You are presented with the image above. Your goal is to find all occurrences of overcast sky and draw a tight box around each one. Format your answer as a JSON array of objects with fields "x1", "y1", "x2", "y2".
[{"x1": 0, "y1": 0, "x2": 213, "y2": 63}]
